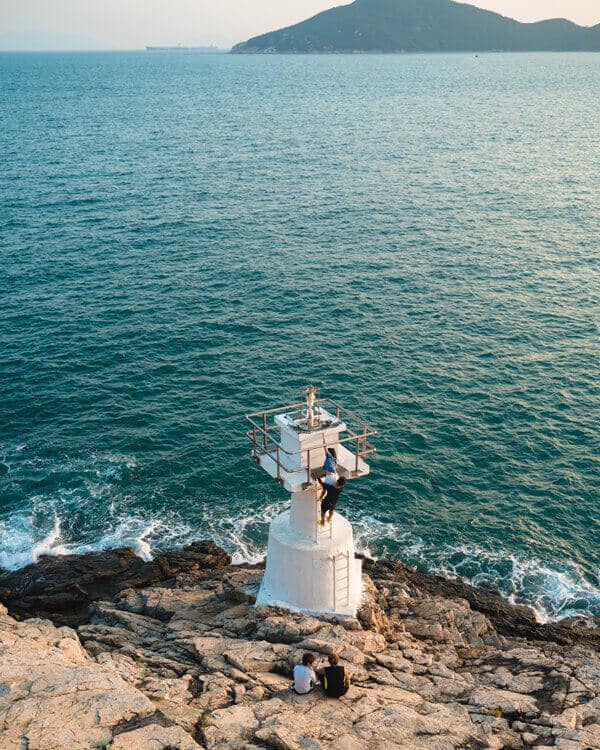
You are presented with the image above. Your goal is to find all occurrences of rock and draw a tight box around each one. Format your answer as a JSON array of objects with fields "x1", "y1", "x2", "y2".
[
  {"x1": 196, "y1": 673, "x2": 236, "y2": 711},
  {"x1": 351, "y1": 702, "x2": 481, "y2": 749},
  {"x1": 0, "y1": 611, "x2": 155, "y2": 749},
  {"x1": 0, "y1": 541, "x2": 231, "y2": 626},
  {"x1": 557, "y1": 722, "x2": 600, "y2": 747},
  {"x1": 1, "y1": 543, "x2": 599, "y2": 750},
  {"x1": 366, "y1": 559, "x2": 600, "y2": 649},
  {"x1": 356, "y1": 576, "x2": 389, "y2": 634},
  {"x1": 201, "y1": 703, "x2": 260, "y2": 748},
  {"x1": 345, "y1": 629, "x2": 387, "y2": 654},
  {"x1": 255, "y1": 613, "x2": 324, "y2": 643},
  {"x1": 482, "y1": 666, "x2": 544, "y2": 694},
  {"x1": 117, "y1": 586, "x2": 212, "y2": 621},
  {"x1": 379, "y1": 669, "x2": 439, "y2": 700},
  {"x1": 469, "y1": 687, "x2": 539, "y2": 716},
  {"x1": 223, "y1": 640, "x2": 294, "y2": 673},
  {"x1": 375, "y1": 652, "x2": 412, "y2": 672},
  {"x1": 403, "y1": 596, "x2": 495, "y2": 647},
  {"x1": 110, "y1": 723, "x2": 202, "y2": 749},
  {"x1": 222, "y1": 567, "x2": 263, "y2": 604}
]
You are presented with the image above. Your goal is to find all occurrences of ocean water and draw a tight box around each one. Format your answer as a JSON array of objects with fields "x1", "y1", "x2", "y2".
[{"x1": 1, "y1": 51, "x2": 599, "y2": 623}]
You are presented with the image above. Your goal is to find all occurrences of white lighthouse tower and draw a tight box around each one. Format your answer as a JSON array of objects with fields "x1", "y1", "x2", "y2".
[{"x1": 246, "y1": 387, "x2": 376, "y2": 617}]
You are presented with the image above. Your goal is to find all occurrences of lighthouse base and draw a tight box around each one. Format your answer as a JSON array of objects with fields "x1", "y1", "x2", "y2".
[{"x1": 256, "y1": 510, "x2": 363, "y2": 618}]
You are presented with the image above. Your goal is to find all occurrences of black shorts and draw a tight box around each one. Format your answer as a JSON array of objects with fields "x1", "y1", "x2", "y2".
[
  {"x1": 321, "y1": 499, "x2": 337, "y2": 514},
  {"x1": 293, "y1": 685, "x2": 314, "y2": 695}
]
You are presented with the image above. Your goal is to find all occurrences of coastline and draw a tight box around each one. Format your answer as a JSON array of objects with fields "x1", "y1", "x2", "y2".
[
  {"x1": 1, "y1": 541, "x2": 598, "y2": 645},
  {"x1": 1, "y1": 540, "x2": 599, "y2": 748}
]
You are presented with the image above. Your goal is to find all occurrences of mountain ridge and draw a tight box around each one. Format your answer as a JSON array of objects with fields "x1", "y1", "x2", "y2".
[{"x1": 232, "y1": 0, "x2": 600, "y2": 54}]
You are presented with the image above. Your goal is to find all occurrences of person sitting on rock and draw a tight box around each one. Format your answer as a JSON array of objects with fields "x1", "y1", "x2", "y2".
[
  {"x1": 317, "y1": 475, "x2": 346, "y2": 526},
  {"x1": 318, "y1": 653, "x2": 350, "y2": 698},
  {"x1": 293, "y1": 652, "x2": 319, "y2": 695}
]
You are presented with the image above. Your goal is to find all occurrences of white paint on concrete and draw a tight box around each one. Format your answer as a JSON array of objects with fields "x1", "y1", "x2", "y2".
[
  {"x1": 254, "y1": 404, "x2": 369, "y2": 618},
  {"x1": 275, "y1": 409, "x2": 346, "y2": 473},
  {"x1": 256, "y1": 479, "x2": 363, "y2": 617}
]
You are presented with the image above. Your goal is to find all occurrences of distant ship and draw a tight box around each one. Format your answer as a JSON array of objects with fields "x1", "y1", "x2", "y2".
[{"x1": 145, "y1": 44, "x2": 219, "y2": 52}]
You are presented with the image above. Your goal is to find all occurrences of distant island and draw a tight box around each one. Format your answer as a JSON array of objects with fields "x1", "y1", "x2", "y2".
[{"x1": 232, "y1": 0, "x2": 600, "y2": 54}]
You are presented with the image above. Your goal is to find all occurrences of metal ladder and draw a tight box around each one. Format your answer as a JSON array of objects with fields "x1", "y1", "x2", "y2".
[
  {"x1": 314, "y1": 495, "x2": 333, "y2": 543},
  {"x1": 331, "y1": 551, "x2": 350, "y2": 610}
]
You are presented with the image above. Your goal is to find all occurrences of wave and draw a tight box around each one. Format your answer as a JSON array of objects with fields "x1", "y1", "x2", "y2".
[
  {"x1": 0, "y1": 512, "x2": 63, "y2": 571},
  {"x1": 350, "y1": 514, "x2": 600, "y2": 624},
  {"x1": 432, "y1": 544, "x2": 600, "y2": 624},
  {"x1": 2, "y1": 498, "x2": 597, "y2": 625},
  {"x1": 192, "y1": 500, "x2": 289, "y2": 565},
  {"x1": 1, "y1": 444, "x2": 598, "y2": 624},
  {"x1": 0, "y1": 507, "x2": 195, "y2": 570},
  {"x1": 0, "y1": 446, "x2": 192, "y2": 570}
]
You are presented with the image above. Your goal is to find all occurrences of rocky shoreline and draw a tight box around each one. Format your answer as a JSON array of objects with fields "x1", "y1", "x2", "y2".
[{"x1": 1, "y1": 542, "x2": 598, "y2": 749}]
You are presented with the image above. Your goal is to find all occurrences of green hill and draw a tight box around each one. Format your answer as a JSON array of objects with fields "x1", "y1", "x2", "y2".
[{"x1": 232, "y1": 0, "x2": 600, "y2": 53}]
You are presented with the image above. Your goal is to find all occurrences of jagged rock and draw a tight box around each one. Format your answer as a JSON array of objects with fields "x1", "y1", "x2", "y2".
[
  {"x1": 96, "y1": 651, "x2": 147, "y2": 684},
  {"x1": 201, "y1": 703, "x2": 261, "y2": 748},
  {"x1": 366, "y1": 559, "x2": 600, "y2": 649},
  {"x1": 403, "y1": 596, "x2": 495, "y2": 648},
  {"x1": 375, "y1": 651, "x2": 412, "y2": 672},
  {"x1": 255, "y1": 612, "x2": 324, "y2": 643},
  {"x1": 223, "y1": 639, "x2": 295, "y2": 673},
  {"x1": 345, "y1": 628, "x2": 387, "y2": 654},
  {"x1": 554, "y1": 740, "x2": 586, "y2": 750},
  {"x1": 222, "y1": 567, "x2": 263, "y2": 604},
  {"x1": 481, "y1": 666, "x2": 545, "y2": 694},
  {"x1": 0, "y1": 541, "x2": 231, "y2": 626},
  {"x1": 110, "y1": 724, "x2": 201, "y2": 749},
  {"x1": 1, "y1": 545, "x2": 599, "y2": 750},
  {"x1": 117, "y1": 586, "x2": 213, "y2": 621},
  {"x1": 0, "y1": 611, "x2": 155, "y2": 749},
  {"x1": 469, "y1": 686, "x2": 539, "y2": 716},
  {"x1": 356, "y1": 575, "x2": 389, "y2": 634},
  {"x1": 351, "y1": 701, "x2": 481, "y2": 749}
]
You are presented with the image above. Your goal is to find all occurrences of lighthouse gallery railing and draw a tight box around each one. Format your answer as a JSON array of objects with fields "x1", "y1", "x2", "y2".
[{"x1": 245, "y1": 398, "x2": 377, "y2": 486}]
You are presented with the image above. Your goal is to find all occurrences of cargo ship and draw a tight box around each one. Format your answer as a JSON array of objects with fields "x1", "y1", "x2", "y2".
[{"x1": 145, "y1": 44, "x2": 219, "y2": 51}]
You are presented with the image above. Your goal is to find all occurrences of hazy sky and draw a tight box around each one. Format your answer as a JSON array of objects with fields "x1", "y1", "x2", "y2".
[{"x1": 1, "y1": 0, "x2": 599, "y2": 50}]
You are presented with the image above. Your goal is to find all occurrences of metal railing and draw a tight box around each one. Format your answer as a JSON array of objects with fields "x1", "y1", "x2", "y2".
[{"x1": 245, "y1": 398, "x2": 377, "y2": 486}]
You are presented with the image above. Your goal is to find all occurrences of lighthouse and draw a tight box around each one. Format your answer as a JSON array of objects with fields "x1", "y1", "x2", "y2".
[{"x1": 246, "y1": 387, "x2": 376, "y2": 617}]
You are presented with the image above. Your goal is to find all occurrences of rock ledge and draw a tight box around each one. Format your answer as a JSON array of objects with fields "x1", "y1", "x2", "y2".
[{"x1": 0, "y1": 542, "x2": 598, "y2": 749}]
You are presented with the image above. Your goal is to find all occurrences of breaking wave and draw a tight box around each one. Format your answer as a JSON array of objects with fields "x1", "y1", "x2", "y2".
[
  {"x1": 350, "y1": 514, "x2": 600, "y2": 624},
  {"x1": 0, "y1": 446, "x2": 195, "y2": 570},
  {"x1": 0, "y1": 443, "x2": 598, "y2": 624}
]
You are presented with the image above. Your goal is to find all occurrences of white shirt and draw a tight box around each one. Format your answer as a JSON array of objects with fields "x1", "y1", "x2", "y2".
[
  {"x1": 324, "y1": 473, "x2": 338, "y2": 486},
  {"x1": 293, "y1": 664, "x2": 317, "y2": 694}
]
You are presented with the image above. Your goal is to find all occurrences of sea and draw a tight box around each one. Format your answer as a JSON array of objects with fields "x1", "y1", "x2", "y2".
[{"x1": 1, "y1": 51, "x2": 599, "y2": 623}]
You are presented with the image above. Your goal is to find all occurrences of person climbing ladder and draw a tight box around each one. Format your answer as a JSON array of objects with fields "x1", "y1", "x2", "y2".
[{"x1": 317, "y1": 475, "x2": 346, "y2": 526}]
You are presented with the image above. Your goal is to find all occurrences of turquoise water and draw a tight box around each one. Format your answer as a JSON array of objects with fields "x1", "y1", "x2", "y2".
[{"x1": 1, "y1": 51, "x2": 599, "y2": 622}]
